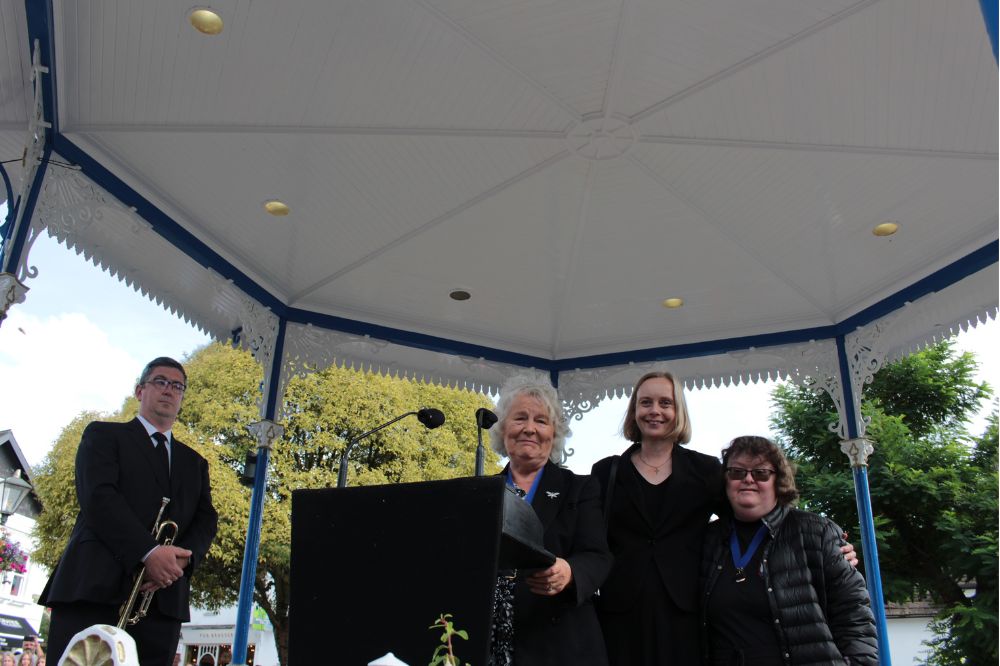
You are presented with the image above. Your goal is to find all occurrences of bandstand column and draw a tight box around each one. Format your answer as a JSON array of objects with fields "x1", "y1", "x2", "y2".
[
  {"x1": 230, "y1": 300, "x2": 286, "y2": 666},
  {"x1": 834, "y1": 325, "x2": 894, "y2": 666}
]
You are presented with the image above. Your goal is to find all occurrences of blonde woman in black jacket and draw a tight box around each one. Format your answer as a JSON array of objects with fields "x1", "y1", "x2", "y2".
[{"x1": 701, "y1": 436, "x2": 877, "y2": 666}]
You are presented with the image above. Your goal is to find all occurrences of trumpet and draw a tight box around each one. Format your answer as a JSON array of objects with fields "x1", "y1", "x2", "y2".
[{"x1": 118, "y1": 497, "x2": 180, "y2": 628}]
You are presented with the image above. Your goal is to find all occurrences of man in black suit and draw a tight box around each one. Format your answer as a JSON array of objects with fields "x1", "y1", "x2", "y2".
[{"x1": 40, "y1": 357, "x2": 218, "y2": 666}]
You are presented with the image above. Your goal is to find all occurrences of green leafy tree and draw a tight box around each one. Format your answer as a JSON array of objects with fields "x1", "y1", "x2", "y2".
[
  {"x1": 31, "y1": 343, "x2": 498, "y2": 666},
  {"x1": 770, "y1": 341, "x2": 996, "y2": 665}
]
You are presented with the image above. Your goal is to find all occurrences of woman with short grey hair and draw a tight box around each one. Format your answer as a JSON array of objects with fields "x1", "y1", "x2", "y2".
[
  {"x1": 487, "y1": 374, "x2": 611, "y2": 666},
  {"x1": 489, "y1": 374, "x2": 571, "y2": 464}
]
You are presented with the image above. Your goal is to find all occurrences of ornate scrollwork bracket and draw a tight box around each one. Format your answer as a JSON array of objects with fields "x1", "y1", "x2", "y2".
[
  {"x1": 839, "y1": 437, "x2": 874, "y2": 468},
  {"x1": 842, "y1": 313, "x2": 898, "y2": 440},
  {"x1": 233, "y1": 296, "x2": 280, "y2": 416},
  {"x1": 3, "y1": 40, "x2": 51, "y2": 282},
  {"x1": 0, "y1": 272, "x2": 29, "y2": 324},
  {"x1": 277, "y1": 323, "x2": 392, "y2": 421}
]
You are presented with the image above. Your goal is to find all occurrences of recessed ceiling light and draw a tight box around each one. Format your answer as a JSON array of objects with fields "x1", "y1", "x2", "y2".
[
  {"x1": 661, "y1": 297, "x2": 684, "y2": 309},
  {"x1": 872, "y1": 221, "x2": 900, "y2": 237},
  {"x1": 189, "y1": 8, "x2": 224, "y2": 35},
  {"x1": 263, "y1": 200, "x2": 290, "y2": 216},
  {"x1": 449, "y1": 289, "x2": 471, "y2": 301}
]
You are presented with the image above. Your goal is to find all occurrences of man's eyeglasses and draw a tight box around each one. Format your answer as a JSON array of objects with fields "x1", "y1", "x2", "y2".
[
  {"x1": 724, "y1": 467, "x2": 776, "y2": 482},
  {"x1": 146, "y1": 377, "x2": 187, "y2": 393}
]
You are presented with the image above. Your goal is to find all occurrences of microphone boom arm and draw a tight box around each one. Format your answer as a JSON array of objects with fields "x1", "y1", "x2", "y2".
[
  {"x1": 337, "y1": 408, "x2": 445, "y2": 487},
  {"x1": 337, "y1": 411, "x2": 417, "y2": 488}
]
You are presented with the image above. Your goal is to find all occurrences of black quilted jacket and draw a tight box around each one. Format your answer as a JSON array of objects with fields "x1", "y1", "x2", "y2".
[{"x1": 700, "y1": 504, "x2": 878, "y2": 665}]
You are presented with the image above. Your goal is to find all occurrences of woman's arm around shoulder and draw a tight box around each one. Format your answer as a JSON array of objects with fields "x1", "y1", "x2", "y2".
[{"x1": 815, "y1": 513, "x2": 879, "y2": 665}]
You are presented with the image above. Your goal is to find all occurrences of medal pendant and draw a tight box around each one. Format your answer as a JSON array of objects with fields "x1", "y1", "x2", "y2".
[{"x1": 734, "y1": 568, "x2": 747, "y2": 583}]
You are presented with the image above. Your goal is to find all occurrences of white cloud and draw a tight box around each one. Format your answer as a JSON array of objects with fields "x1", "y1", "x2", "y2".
[{"x1": 0, "y1": 309, "x2": 140, "y2": 465}]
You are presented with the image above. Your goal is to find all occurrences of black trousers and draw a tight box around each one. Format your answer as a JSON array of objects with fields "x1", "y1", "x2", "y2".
[{"x1": 47, "y1": 601, "x2": 181, "y2": 666}]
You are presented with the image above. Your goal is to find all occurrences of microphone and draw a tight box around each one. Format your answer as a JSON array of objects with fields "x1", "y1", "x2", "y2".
[
  {"x1": 474, "y1": 407, "x2": 499, "y2": 477},
  {"x1": 417, "y1": 408, "x2": 446, "y2": 429},
  {"x1": 337, "y1": 408, "x2": 447, "y2": 488},
  {"x1": 475, "y1": 408, "x2": 498, "y2": 430}
]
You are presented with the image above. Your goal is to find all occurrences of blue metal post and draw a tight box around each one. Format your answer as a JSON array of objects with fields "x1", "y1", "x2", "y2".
[
  {"x1": 232, "y1": 319, "x2": 287, "y2": 666},
  {"x1": 836, "y1": 336, "x2": 891, "y2": 666}
]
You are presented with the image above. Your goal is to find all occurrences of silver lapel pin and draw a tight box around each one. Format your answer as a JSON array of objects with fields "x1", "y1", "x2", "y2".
[{"x1": 546, "y1": 491, "x2": 560, "y2": 499}]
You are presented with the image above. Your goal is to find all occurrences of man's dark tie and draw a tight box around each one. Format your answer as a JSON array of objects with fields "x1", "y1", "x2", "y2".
[{"x1": 152, "y1": 432, "x2": 170, "y2": 478}]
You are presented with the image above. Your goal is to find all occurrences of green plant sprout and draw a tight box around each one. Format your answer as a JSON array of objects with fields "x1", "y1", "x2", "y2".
[{"x1": 429, "y1": 613, "x2": 470, "y2": 666}]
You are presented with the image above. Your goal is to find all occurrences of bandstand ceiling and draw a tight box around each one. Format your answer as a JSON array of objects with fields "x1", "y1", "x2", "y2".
[{"x1": 1, "y1": 0, "x2": 997, "y2": 401}]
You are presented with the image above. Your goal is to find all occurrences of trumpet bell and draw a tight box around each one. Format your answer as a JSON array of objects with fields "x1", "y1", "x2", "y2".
[{"x1": 57, "y1": 624, "x2": 140, "y2": 666}]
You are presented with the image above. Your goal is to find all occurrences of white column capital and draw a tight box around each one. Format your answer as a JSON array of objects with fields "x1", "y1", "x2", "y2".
[
  {"x1": 247, "y1": 420, "x2": 283, "y2": 450},
  {"x1": 840, "y1": 437, "x2": 874, "y2": 467}
]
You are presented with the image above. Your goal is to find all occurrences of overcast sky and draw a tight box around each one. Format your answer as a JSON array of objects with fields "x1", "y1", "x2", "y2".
[{"x1": 1, "y1": 230, "x2": 995, "y2": 474}]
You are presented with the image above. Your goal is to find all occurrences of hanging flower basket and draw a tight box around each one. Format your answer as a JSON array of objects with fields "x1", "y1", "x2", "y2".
[{"x1": 0, "y1": 531, "x2": 28, "y2": 574}]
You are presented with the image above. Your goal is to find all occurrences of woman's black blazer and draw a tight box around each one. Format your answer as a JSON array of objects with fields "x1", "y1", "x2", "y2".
[
  {"x1": 591, "y1": 443, "x2": 723, "y2": 613},
  {"x1": 507, "y1": 461, "x2": 613, "y2": 665}
]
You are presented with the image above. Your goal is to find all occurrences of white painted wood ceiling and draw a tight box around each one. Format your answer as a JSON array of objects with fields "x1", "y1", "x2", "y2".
[{"x1": 4, "y1": 0, "x2": 997, "y2": 362}]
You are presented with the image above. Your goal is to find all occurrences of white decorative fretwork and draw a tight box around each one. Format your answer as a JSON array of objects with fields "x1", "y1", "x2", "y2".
[
  {"x1": 35, "y1": 167, "x2": 150, "y2": 236},
  {"x1": 234, "y1": 296, "x2": 280, "y2": 416},
  {"x1": 558, "y1": 339, "x2": 851, "y2": 435},
  {"x1": 731, "y1": 340, "x2": 854, "y2": 440},
  {"x1": 276, "y1": 322, "x2": 523, "y2": 421},
  {"x1": 841, "y1": 312, "x2": 901, "y2": 439},
  {"x1": 31, "y1": 167, "x2": 153, "y2": 276}
]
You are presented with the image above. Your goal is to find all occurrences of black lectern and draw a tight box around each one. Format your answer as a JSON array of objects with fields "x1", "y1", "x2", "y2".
[{"x1": 290, "y1": 476, "x2": 553, "y2": 665}]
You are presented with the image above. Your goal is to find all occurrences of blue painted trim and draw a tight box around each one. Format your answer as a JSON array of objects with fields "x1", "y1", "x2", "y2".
[
  {"x1": 836, "y1": 335, "x2": 860, "y2": 439},
  {"x1": 232, "y1": 319, "x2": 286, "y2": 665},
  {"x1": 3, "y1": 0, "x2": 56, "y2": 273},
  {"x1": 552, "y1": 326, "x2": 832, "y2": 372},
  {"x1": 263, "y1": 320, "x2": 287, "y2": 420},
  {"x1": 834, "y1": 241, "x2": 999, "y2": 335},
  {"x1": 0, "y1": 145, "x2": 51, "y2": 274},
  {"x1": 288, "y1": 307, "x2": 550, "y2": 369},
  {"x1": 981, "y1": 0, "x2": 999, "y2": 62},
  {"x1": 52, "y1": 135, "x2": 287, "y2": 314},
  {"x1": 0, "y1": 162, "x2": 16, "y2": 246},
  {"x1": 25, "y1": 0, "x2": 58, "y2": 135},
  {"x1": 852, "y1": 466, "x2": 892, "y2": 666},
  {"x1": 40, "y1": 129, "x2": 1000, "y2": 374},
  {"x1": 555, "y1": 241, "x2": 998, "y2": 372}
]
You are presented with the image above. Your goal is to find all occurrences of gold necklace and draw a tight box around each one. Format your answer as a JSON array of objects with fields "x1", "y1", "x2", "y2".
[{"x1": 637, "y1": 451, "x2": 671, "y2": 473}]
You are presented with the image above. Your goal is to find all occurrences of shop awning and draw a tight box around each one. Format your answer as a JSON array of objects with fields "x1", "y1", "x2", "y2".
[{"x1": 0, "y1": 613, "x2": 38, "y2": 648}]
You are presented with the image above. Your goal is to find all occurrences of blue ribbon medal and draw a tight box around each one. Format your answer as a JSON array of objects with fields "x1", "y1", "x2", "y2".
[{"x1": 729, "y1": 524, "x2": 768, "y2": 583}]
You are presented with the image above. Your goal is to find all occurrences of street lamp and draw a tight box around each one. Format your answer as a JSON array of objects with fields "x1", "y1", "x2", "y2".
[{"x1": 0, "y1": 470, "x2": 32, "y2": 525}]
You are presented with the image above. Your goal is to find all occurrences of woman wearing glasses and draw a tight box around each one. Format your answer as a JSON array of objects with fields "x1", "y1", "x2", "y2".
[
  {"x1": 592, "y1": 372, "x2": 858, "y2": 665},
  {"x1": 701, "y1": 436, "x2": 877, "y2": 665}
]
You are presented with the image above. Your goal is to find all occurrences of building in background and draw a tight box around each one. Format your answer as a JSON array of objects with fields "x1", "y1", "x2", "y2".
[
  {"x1": 0, "y1": 431, "x2": 46, "y2": 651},
  {"x1": 180, "y1": 606, "x2": 279, "y2": 666}
]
